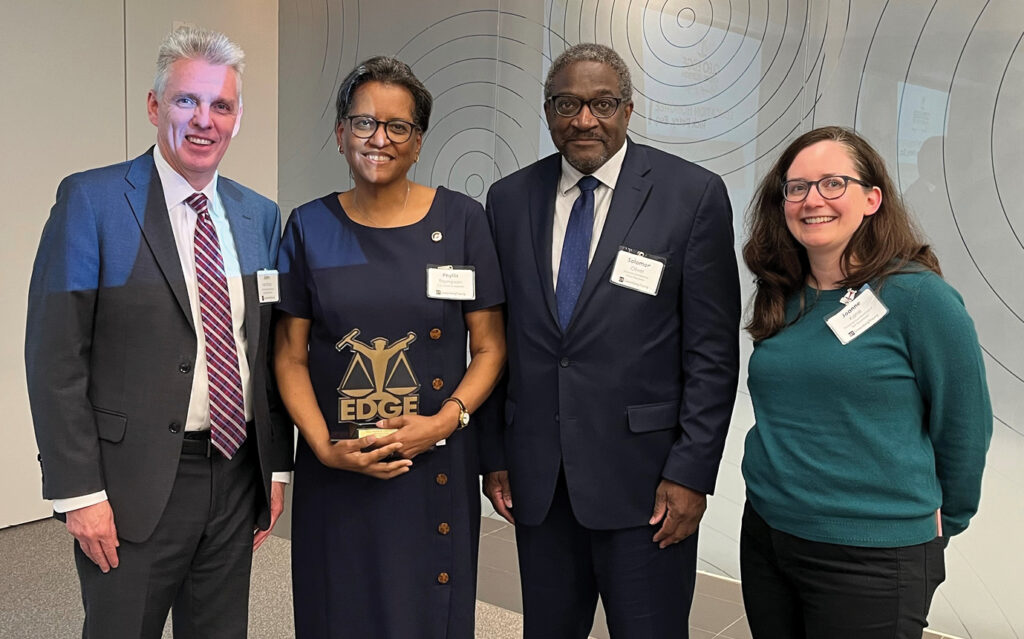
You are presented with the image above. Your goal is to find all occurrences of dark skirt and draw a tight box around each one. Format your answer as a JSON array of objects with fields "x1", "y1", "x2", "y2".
[{"x1": 291, "y1": 434, "x2": 481, "y2": 639}]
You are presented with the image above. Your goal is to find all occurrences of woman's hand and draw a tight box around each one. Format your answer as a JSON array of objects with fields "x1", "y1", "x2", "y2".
[
  {"x1": 375, "y1": 406, "x2": 460, "y2": 459},
  {"x1": 312, "y1": 435, "x2": 412, "y2": 479}
]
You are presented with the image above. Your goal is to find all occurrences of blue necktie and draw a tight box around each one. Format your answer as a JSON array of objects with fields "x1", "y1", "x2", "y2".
[{"x1": 556, "y1": 175, "x2": 600, "y2": 330}]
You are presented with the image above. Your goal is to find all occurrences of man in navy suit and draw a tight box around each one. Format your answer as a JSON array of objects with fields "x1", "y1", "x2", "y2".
[
  {"x1": 25, "y1": 26, "x2": 292, "y2": 638},
  {"x1": 482, "y1": 43, "x2": 740, "y2": 637}
]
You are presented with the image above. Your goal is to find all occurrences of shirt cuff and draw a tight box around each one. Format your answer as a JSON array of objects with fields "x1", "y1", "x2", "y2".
[
  {"x1": 52, "y1": 491, "x2": 109, "y2": 513},
  {"x1": 271, "y1": 471, "x2": 292, "y2": 484}
]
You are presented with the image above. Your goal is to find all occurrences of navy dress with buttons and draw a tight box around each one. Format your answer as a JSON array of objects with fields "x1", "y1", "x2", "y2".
[{"x1": 277, "y1": 187, "x2": 503, "y2": 638}]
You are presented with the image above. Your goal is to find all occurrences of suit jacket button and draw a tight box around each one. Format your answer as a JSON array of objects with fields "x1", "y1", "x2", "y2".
[
  {"x1": 437, "y1": 572, "x2": 450, "y2": 584},
  {"x1": 437, "y1": 522, "x2": 451, "y2": 535},
  {"x1": 432, "y1": 377, "x2": 444, "y2": 390},
  {"x1": 168, "y1": 422, "x2": 181, "y2": 434},
  {"x1": 435, "y1": 473, "x2": 448, "y2": 485},
  {"x1": 178, "y1": 362, "x2": 191, "y2": 373},
  {"x1": 559, "y1": 357, "x2": 570, "y2": 368},
  {"x1": 429, "y1": 328, "x2": 442, "y2": 340}
]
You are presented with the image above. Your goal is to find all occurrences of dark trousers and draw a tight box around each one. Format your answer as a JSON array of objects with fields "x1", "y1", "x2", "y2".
[
  {"x1": 75, "y1": 440, "x2": 259, "y2": 639},
  {"x1": 740, "y1": 502, "x2": 947, "y2": 639},
  {"x1": 515, "y1": 471, "x2": 697, "y2": 639}
]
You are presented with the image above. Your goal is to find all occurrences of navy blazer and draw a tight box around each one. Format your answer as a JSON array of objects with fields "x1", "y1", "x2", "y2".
[
  {"x1": 483, "y1": 140, "x2": 741, "y2": 529},
  {"x1": 25, "y1": 150, "x2": 293, "y2": 542}
]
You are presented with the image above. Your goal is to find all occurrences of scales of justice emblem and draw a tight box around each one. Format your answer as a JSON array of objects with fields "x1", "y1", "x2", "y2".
[{"x1": 335, "y1": 328, "x2": 420, "y2": 423}]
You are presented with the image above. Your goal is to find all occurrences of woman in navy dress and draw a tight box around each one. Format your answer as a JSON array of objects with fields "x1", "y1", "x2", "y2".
[{"x1": 274, "y1": 57, "x2": 506, "y2": 638}]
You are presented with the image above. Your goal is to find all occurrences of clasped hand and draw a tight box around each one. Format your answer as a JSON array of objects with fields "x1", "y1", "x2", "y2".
[
  {"x1": 375, "y1": 412, "x2": 457, "y2": 459},
  {"x1": 314, "y1": 435, "x2": 411, "y2": 479},
  {"x1": 314, "y1": 411, "x2": 456, "y2": 478}
]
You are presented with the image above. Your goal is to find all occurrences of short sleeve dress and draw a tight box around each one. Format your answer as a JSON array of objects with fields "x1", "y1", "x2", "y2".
[{"x1": 276, "y1": 187, "x2": 504, "y2": 639}]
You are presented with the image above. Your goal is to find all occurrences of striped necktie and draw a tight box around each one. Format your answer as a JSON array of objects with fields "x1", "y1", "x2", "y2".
[{"x1": 186, "y1": 192, "x2": 246, "y2": 458}]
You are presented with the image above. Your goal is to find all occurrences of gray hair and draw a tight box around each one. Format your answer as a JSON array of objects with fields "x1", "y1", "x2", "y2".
[
  {"x1": 335, "y1": 56, "x2": 433, "y2": 131},
  {"x1": 153, "y1": 25, "x2": 245, "y2": 100},
  {"x1": 544, "y1": 43, "x2": 633, "y2": 102}
]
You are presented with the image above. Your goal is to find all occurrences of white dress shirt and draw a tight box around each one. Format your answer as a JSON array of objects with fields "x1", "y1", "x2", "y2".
[
  {"x1": 54, "y1": 147, "x2": 287, "y2": 513},
  {"x1": 153, "y1": 144, "x2": 253, "y2": 432},
  {"x1": 551, "y1": 139, "x2": 629, "y2": 288}
]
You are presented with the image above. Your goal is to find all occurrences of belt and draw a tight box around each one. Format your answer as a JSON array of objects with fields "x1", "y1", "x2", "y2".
[
  {"x1": 181, "y1": 423, "x2": 254, "y2": 457},
  {"x1": 182, "y1": 430, "x2": 212, "y2": 457}
]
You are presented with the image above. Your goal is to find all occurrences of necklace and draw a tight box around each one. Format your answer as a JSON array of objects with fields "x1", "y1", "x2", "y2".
[{"x1": 350, "y1": 181, "x2": 411, "y2": 227}]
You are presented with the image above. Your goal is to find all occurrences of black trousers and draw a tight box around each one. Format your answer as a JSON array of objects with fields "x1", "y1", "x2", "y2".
[
  {"x1": 515, "y1": 471, "x2": 697, "y2": 639},
  {"x1": 740, "y1": 502, "x2": 947, "y2": 639},
  {"x1": 75, "y1": 439, "x2": 259, "y2": 639}
]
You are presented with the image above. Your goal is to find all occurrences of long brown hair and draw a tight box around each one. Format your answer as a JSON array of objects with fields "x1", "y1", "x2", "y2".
[{"x1": 742, "y1": 126, "x2": 940, "y2": 342}]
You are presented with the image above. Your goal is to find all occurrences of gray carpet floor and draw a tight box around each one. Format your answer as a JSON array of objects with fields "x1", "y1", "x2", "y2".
[
  {"x1": 0, "y1": 518, "x2": 525, "y2": 639},
  {"x1": 0, "y1": 517, "x2": 958, "y2": 639}
]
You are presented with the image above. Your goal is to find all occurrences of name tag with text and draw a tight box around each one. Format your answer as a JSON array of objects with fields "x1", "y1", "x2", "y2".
[
  {"x1": 257, "y1": 269, "x2": 279, "y2": 303},
  {"x1": 426, "y1": 265, "x2": 476, "y2": 300},
  {"x1": 609, "y1": 247, "x2": 665, "y2": 296},
  {"x1": 825, "y1": 284, "x2": 888, "y2": 345}
]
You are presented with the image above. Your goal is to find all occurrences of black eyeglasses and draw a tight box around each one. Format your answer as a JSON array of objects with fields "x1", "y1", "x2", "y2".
[
  {"x1": 782, "y1": 175, "x2": 873, "y2": 202},
  {"x1": 545, "y1": 95, "x2": 627, "y2": 119},
  {"x1": 345, "y1": 115, "x2": 418, "y2": 143}
]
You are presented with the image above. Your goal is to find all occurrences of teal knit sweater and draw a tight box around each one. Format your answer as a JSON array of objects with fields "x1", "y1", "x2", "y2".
[{"x1": 742, "y1": 271, "x2": 992, "y2": 547}]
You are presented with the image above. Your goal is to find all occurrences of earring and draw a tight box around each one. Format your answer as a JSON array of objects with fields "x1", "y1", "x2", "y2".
[{"x1": 338, "y1": 144, "x2": 344, "y2": 155}]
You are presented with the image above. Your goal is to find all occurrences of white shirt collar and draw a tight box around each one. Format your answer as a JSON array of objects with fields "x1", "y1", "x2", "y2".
[
  {"x1": 558, "y1": 138, "x2": 629, "y2": 195},
  {"x1": 152, "y1": 144, "x2": 219, "y2": 211}
]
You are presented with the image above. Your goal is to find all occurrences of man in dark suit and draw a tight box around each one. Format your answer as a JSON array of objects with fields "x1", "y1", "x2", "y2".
[
  {"x1": 25, "y1": 25, "x2": 292, "y2": 638},
  {"x1": 482, "y1": 43, "x2": 740, "y2": 637}
]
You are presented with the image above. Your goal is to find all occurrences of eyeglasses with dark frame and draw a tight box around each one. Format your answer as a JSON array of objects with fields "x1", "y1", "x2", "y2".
[
  {"x1": 546, "y1": 95, "x2": 627, "y2": 119},
  {"x1": 344, "y1": 115, "x2": 419, "y2": 143},
  {"x1": 782, "y1": 175, "x2": 873, "y2": 203}
]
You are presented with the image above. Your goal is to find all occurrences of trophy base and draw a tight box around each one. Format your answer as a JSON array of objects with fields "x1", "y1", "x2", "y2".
[
  {"x1": 329, "y1": 422, "x2": 397, "y2": 442},
  {"x1": 355, "y1": 427, "x2": 398, "y2": 439}
]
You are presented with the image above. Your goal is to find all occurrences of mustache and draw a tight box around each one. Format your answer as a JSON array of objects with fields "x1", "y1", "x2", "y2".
[{"x1": 565, "y1": 132, "x2": 607, "y2": 141}]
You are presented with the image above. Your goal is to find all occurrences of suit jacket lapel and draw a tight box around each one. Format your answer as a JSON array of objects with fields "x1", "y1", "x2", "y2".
[
  {"x1": 569, "y1": 142, "x2": 653, "y2": 329},
  {"x1": 529, "y1": 155, "x2": 563, "y2": 328},
  {"x1": 219, "y1": 179, "x2": 261, "y2": 367},
  {"x1": 125, "y1": 153, "x2": 194, "y2": 329}
]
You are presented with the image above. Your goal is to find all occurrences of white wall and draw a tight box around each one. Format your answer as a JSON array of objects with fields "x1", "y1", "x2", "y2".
[
  {"x1": 1, "y1": 0, "x2": 279, "y2": 528},
  {"x1": 0, "y1": 0, "x2": 127, "y2": 528},
  {"x1": 278, "y1": 1, "x2": 1024, "y2": 637}
]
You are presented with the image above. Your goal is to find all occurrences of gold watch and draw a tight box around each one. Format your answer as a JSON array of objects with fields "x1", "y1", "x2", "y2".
[{"x1": 442, "y1": 396, "x2": 470, "y2": 430}]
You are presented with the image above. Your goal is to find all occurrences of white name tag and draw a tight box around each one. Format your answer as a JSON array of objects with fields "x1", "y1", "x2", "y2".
[
  {"x1": 426, "y1": 265, "x2": 476, "y2": 300},
  {"x1": 825, "y1": 285, "x2": 888, "y2": 345},
  {"x1": 609, "y1": 247, "x2": 665, "y2": 296},
  {"x1": 257, "y1": 269, "x2": 279, "y2": 303}
]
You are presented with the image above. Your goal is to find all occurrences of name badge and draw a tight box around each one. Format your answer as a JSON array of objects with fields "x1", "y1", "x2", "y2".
[
  {"x1": 426, "y1": 265, "x2": 476, "y2": 300},
  {"x1": 257, "y1": 269, "x2": 279, "y2": 303},
  {"x1": 609, "y1": 247, "x2": 666, "y2": 296},
  {"x1": 825, "y1": 284, "x2": 888, "y2": 345}
]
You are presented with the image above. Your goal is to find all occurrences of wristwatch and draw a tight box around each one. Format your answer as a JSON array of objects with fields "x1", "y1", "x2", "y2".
[{"x1": 442, "y1": 396, "x2": 470, "y2": 430}]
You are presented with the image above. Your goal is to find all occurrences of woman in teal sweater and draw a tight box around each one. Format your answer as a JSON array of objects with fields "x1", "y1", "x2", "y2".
[{"x1": 740, "y1": 126, "x2": 991, "y2": 639}]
